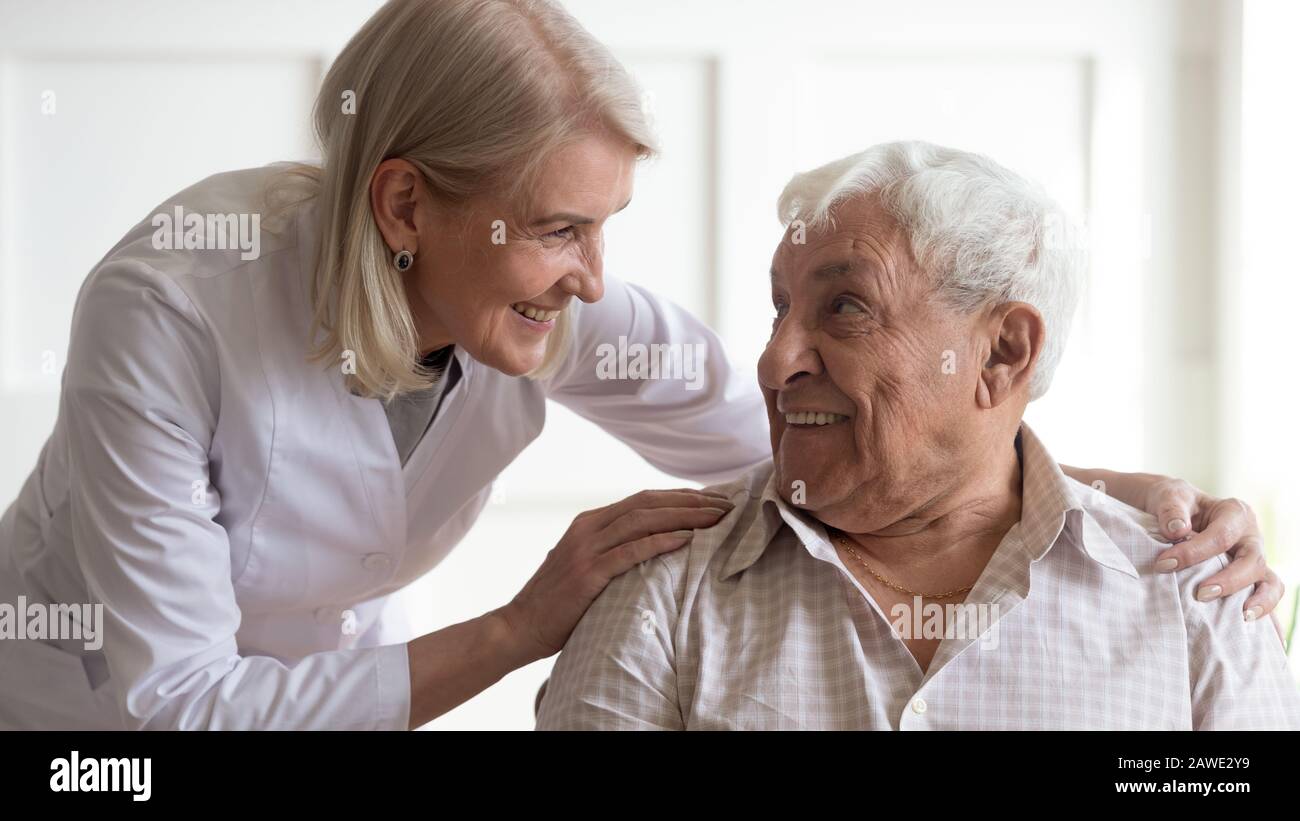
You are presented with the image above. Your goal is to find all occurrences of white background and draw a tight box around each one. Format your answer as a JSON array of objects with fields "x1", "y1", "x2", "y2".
[{"x1": 0, "y1": 0, "x2": 1295, "y2": 729}]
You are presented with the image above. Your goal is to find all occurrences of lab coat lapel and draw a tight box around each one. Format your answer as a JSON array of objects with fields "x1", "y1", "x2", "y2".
[
  {"x1": 296, "y1": 195, "x2": 407, "y2": 556},
  {"x1": 326, "y1": 372, "x2": 409, "y2": 558},
  {"x1": 399, "y1": 345, "x2": 472, "y2": 496}
]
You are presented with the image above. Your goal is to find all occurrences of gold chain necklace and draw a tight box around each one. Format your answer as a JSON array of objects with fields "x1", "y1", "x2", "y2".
[{"x1": 830, "y1": 531, "x2": 973, "y2": 600}]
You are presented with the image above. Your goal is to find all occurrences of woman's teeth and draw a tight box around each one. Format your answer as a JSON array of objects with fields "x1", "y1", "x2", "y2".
[
  {"x1": 784, "y1": 412, "x2": 849, "y2": 426},
  {"x1": 511, "y1": 303, "x2": 560, "y2": 322}
]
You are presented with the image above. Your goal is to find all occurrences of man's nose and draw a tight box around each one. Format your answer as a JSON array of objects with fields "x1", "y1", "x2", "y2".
[{"x1": 758, "y1": 313, "x2": 822, "y2": 390}]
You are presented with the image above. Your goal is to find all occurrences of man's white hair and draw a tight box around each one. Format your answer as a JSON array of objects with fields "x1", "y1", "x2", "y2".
[{"x1": 776, "y1": 140, "x2": 1084, "y2": 401}]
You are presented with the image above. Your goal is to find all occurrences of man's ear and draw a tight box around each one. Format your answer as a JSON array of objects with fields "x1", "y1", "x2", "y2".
[{"x1": 976, "y1": 302, "x2": 1044, "y2": 409}]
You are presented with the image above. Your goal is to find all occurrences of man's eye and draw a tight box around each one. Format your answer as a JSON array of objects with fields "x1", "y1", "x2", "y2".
[
  {"x1": 545, "y1": 226, "x2": 575, "y2": 240},
  {"x1": 833, "y1": 298, "x2": 864, "y2": 315}
]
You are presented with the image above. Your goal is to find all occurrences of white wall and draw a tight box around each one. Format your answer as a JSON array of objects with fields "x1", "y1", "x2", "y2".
[
  {"x1": 1228, "y1": 0, "x2": 1300, "y2": 651},
  {"x1": 0, "y1": 0, "x2": 1260, "y2": 729}
]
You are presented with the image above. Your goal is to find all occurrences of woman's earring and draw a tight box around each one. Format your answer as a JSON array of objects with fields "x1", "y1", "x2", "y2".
[{"x1": 393, "y1": 249, "x2": 414, "y2": 271}]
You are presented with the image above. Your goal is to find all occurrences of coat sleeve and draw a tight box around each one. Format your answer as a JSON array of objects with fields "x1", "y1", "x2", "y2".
[
  {"x1": 63, "y1": 260, "x2": 410, "y2": 730},
  {"x1": 539, "y1": 275, "x2": 770, "y2": 485}
]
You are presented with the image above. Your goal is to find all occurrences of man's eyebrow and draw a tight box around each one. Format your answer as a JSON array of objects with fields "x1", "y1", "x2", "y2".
[
  {"x1": 530, "y1": 198, "x2": 632, "y2": 228},
  {"x1": 770, "y1": 259, "x2": 867, "y2": 282},
  {"x1": 811, "y1": 259, "x2": 865, "y2": 280}
]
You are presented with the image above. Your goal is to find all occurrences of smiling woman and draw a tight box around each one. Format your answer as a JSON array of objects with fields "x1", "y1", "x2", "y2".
[
  {"x1": 270, "y1": 0, "x2": 657, "y2": 400},
  {"x1": 0, "y1": 0, "x2": 764, "y2": 731},
  {"x1": 367, "y1": 133, "x2": 640, "y2": 378}
]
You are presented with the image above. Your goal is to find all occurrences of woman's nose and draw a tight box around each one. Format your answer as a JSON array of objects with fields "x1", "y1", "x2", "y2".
[
  {"x1": 557, "y1": 267, "x2": 603, "y2": 304},
  {"x1": 563, "y1": 241, "x2": 605, "y2": 303}
]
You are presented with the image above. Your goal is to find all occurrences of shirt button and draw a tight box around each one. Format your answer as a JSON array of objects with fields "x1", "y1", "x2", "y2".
[
  {"x1": 911, "y1": 697, "x2": 928, "y2": 715},
  {"x1": 362, "y1": 553, "x2": 392, "y2": 571}
]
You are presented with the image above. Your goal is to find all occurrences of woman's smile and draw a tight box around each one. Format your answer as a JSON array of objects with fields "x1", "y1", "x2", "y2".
[{"x1": 509, "y1": 301, "x2": 564, "y2": 333}]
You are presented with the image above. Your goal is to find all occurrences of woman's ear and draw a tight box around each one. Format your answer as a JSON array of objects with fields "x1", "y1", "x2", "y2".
[
  {"x1": 369, "y1": 158, "x2": 426, "y2": 256},
  {"x1": 977, "y1": 302, "x2": 1044, "y2": 409}
]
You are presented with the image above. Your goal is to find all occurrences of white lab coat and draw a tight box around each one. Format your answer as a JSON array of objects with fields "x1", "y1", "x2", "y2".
[{"x1": 0, "y1": 165, "x2": 770, "y2": 730}]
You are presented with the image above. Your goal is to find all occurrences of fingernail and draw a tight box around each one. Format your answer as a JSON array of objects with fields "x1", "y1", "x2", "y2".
[
  {"x1": 1154, "y1": 557, "x2": 1179, "y2": 572},
  {"x1": 672, "y1": 529, "x2": 693, "y2": 541},
  {"x1": 1167, "y1": 518, "x2": 1187, "y2": 533},
  {"x1": 1244, "y1": 607, "x2": 1262, "y2": 622},
  {"x1": 1196, "y1": 584, "x2": 1222, "y2": 602}
]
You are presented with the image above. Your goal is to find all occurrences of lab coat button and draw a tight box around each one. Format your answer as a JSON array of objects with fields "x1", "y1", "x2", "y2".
[
  {"x1": 362, "y1": 553, "x2": 392, "y2": 570},
  {"x1": 911, "y1": 697, "x2": 928, "y2": 715}
]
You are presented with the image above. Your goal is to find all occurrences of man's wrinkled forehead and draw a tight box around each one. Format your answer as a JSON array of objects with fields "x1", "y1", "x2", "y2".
[{"x1": 770, "y1": 197, "x2": 911, "y2": 285}]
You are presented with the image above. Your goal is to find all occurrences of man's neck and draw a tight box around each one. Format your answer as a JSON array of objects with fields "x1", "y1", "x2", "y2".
[{"x1": 846, "y1": 433, "x2": 1024, "y2": 575}]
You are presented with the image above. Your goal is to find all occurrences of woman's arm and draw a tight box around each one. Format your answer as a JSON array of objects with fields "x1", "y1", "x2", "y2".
[
  {"x1": 406, "y1": 488, "x2": 732, "y2": 728},
  {"x1": 65, "y1": 260, "x2": 412, "y2": 729},
  {"x1": 1061, "y1": 466, "x2": 1284, "y2": 626},
  {"x1": 404, "y1": 609, "x2": 530, "y2": 729},
  {"x1": 540, "y1": 275, "x2": 770, "y2": 484}
]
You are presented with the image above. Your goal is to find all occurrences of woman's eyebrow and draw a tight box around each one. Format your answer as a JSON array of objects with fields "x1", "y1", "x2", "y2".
[
  {"x1": 530, "y1": 198, "x2": 632, "y2": 228},
  {"x1": 530, "y1": 212, "x2": 595, "y2": 227}
]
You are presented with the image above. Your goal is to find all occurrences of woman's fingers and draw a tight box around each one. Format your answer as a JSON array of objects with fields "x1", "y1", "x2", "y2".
[
  {"x1": 583, "y1": 488, "x2": 737, "y2": 581},
  {"x1": 596, "y1": 504, "x2": 732, "y2": 550},
  {"x1": 1243, "y1": 569, "x2": 1286, "y2": 624},
  {"x1": 592, "y1": 529, "x2": 695, "y2": 579},
  {"x1": 585, "y1": 488, "x2": 734, "y2": 532},
  {"x1": 1192, "y1": 533, "x2": 1266, "y2": 601},
  {"x1": 1149, "y1": 478, "x2": 1198, "y2": 539},
  {"x1": 1154, "y1": 497, "x2": 1252, "y2": 571},
  {"x1": 501, "y1": 490, "x2": 734, "y2": 661},
  {"x1": 1151, "y1": 496, "x2": 1281, "y2": 620}
]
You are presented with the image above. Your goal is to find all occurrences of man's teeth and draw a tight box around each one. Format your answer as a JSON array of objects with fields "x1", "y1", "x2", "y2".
[
  {"x1": 784, "y1": 412, "x2": 849, "y2": 426},
  {"x1": 511, "y1": 303, "x2": 561, "y2": 322}
]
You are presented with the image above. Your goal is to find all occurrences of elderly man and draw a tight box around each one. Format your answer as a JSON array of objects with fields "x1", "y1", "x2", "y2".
[{"x1": 535, "y1": 141, "x2": 1300, "y2": 730}]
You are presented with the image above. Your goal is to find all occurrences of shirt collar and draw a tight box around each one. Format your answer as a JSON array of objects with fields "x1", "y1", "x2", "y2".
[
  {"x1": 719, "y1": 422, "x2": 1138, "y2": 581},
  {"x1": 1015, "y1": 423, "x2": 1138, "y2": 578},
  {"x1": 718, "y1": 465, "x2": 837, "y2": 581}
]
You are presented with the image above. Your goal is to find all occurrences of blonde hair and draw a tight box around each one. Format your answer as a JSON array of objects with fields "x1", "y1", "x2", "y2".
[{"x1": 268, "y1": 0, "x2": 657, "y2": 400}]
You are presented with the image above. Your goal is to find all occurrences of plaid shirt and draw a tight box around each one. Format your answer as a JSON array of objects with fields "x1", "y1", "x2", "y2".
[{"x1": 537, "y1": 424, "x2": 1300, "y2": 730}]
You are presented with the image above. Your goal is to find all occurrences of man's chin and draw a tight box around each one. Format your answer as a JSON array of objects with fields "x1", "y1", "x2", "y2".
[{"x1": 774, "y1": 456, "x2": 837, "y2": 510}]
